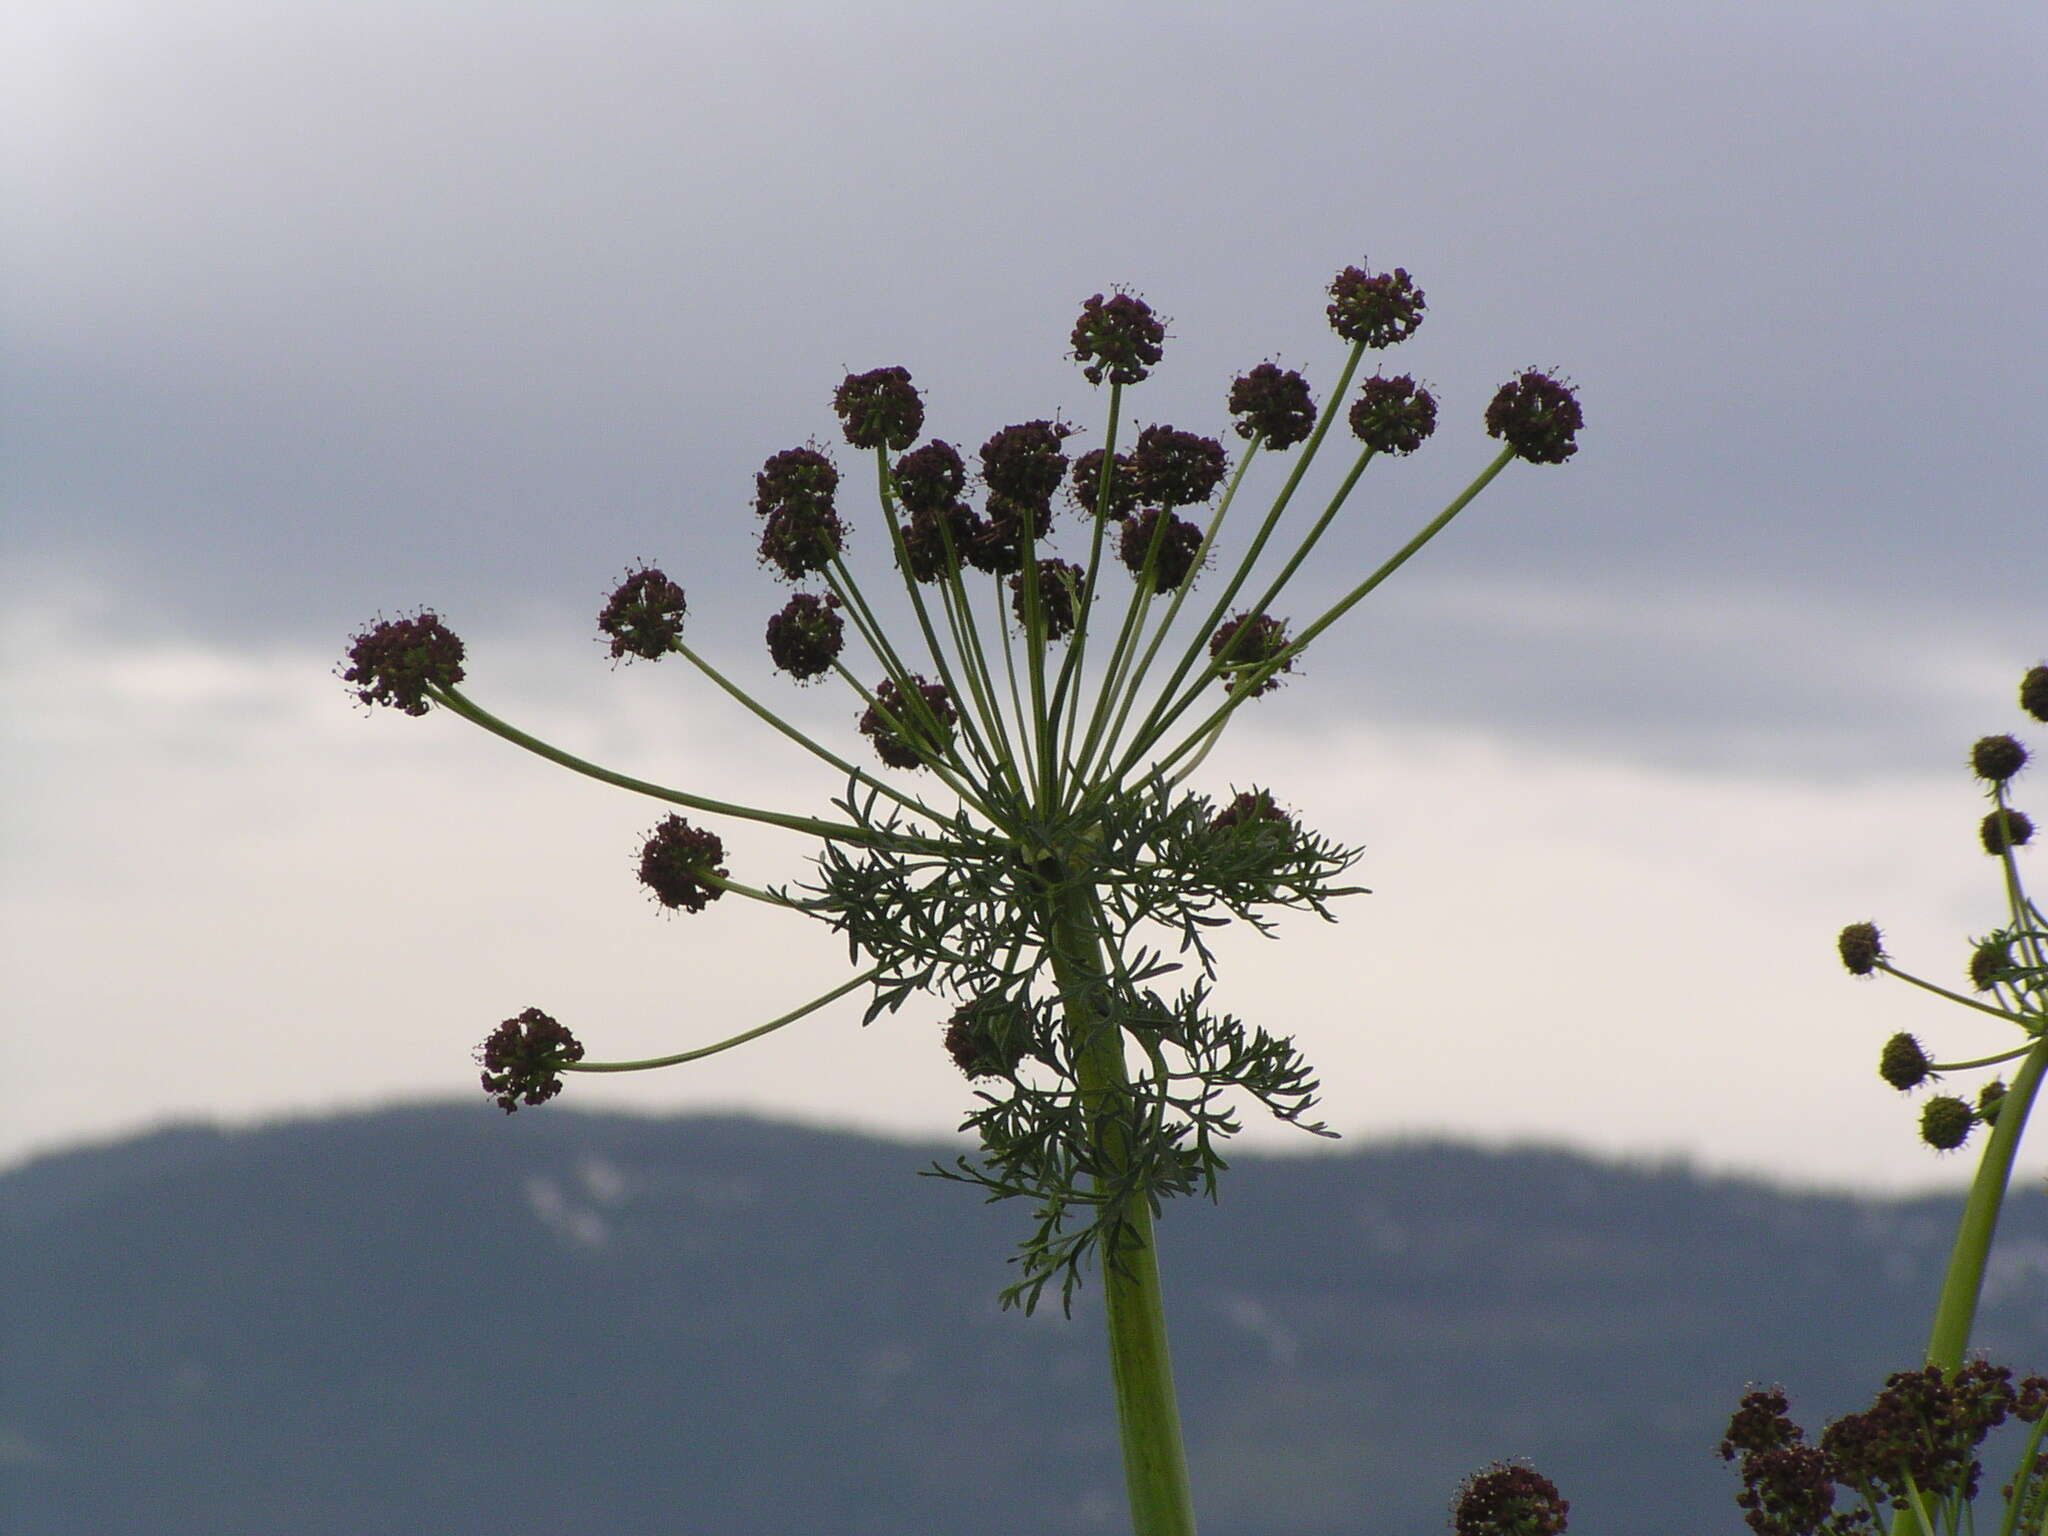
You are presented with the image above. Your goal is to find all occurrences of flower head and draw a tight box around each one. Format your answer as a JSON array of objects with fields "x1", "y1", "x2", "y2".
[
  {"x1": 1326, "y1": 263, "x2": 1425, "y2": 348},
  {"x1": 758, "y1": 503, "x2": 848, "y2": 582},
  {"x1": 765, "y1": 592, "x2": 845, "y2": 681},
  {"x1": 892, "y1": 441, "x2": 968, "y2": 515},
  {"x1": 1210, "y1": 611, "x2": 1294, "y2": 696},
  {"x1": 1070, "y1": 448, "x2": 1142, "y2": 521},
  {"x1": 476, "y1": 1007, "x2": 584, "y2": 1113},
  {"x1": 899, "y1": 501, "x2": 985, "y2": 584},
  {"x1": 1010, "y1": 558, "x2": 1085, "y2": 641},
  {"x1": 1451, "y1": 1463, "x2": 1568, "y2": 1536},
  {"x1": 833, "y1": 366, "x2": 924, "y2": 451},
  {"x1": 1212, "y1": 789, "x2": 1293, "y2": 835},
  {"x1": 1971, "y1": 734, "x2": 2028, "y2": 784},
  {"x1": 943, "y1": 1001, "x2": 1033, "y2": 1080},
  {"x1": 1228, "y1": 362, "x2": 1316, "y2": 449},
  {"x1": 1485, "y1": 371, "x2": 1584, "y2": 465},
  {"x1": 1118, "y1": 509, "x2": 1204, "y2": 591},
  {"x1": 1878, "y1": 1032, "x2": 1933, "y2": 1091},
  {"x1": 637, "y1": 815, "x2": 729, "y2": 914},
  {"x1": 1920, "y1": 1095, "x2": 1975, "y2": 1151},
  {"x1": 979, "y1": 420, "x2": 1074, "y2": 506},
  {"x1": 1348, "y1": 374, "x2": 1438, "y2": 456},
  {"x1": 861, "y1": 675, "x2": 958, "y2": 769},
  {"x1": 1982, "y1": 808, "x2": 2035, "y2": 855},
  {"x1": 597, "y1": 565, "x2": 687, "y2": 662},
  {"x1": 2023, "y1": 665, "x2": 2048, "y2": 724},
  {"x1": 1836, "y1": 922, "x2": 1884, "y2": 976},
  {"x1": 1970, "y1": 935, "x2": 2013, "y2": 991},
  {"x1": 967, "y1": 494, "x2": 1052, "y2": 576},
  {"x1": 342, "y1": 611, "x2": 466, "y2": 716},
  {"x1": 753, "y1": 446, "x2": 839, "y2": 519},
  {"x1": 1130, "y1": 425, "x2": 1227, "y2": 508},
  {"x1": 1071, "y1": 291, "x2": 1166, "y2": 386}
]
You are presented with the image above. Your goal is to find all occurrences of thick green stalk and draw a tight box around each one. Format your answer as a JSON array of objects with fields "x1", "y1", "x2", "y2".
[
  {"x1": 1047, "y1": 878, "x2": 1197, "y2": 1536},
  {"x1": 1924, "y1": 1029, "x2": 2048, "y2": 1369}
]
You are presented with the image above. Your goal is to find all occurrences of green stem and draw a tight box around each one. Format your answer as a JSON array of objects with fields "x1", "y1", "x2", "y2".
[
  {"x1": 1925, "y1": 1029, "x2": 2048, "y2": 1369},
  {"x1": 1046, "y1": 878, "x2": 1197, "y2": 1536},
  {"x1": 561, "y1": 966, "x2": 883, "y2": 1072}
]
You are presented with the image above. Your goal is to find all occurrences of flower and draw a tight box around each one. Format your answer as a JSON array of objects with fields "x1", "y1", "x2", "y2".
[
  {"x1": 1970, "y1": 935, "x2": 2013, "y2": 990},
  {"x1": 967, "y1": 494, "x2": 1052, "y2": 576},
  {"x1": 833, "y1": 366, "x2": 924, "y2": 451},
  {"x1": 341, "y1": 611, "x2": 466, "y2": 716},
  {"x1": 1209, "y1": 611, "x2": 1294, "y2": 696},
  {"x1": 1878, "y1": 1033, "x2": 1933, "y2": 1091},
  {"x1": 1071, "y1": 291, "x2": 1166, "y2": 386},
  {"x1": 899, "y1": 501, "x2": 984, "y2": 583},
  {"x1": 1971, "y1": 734, "x2": 2028, "y2": 784},
  {"x1": 892, "y1": 441, "x2": 968, "y2": 515},
  {"x1": 476, "y1": 1007, "x2": 584, "y2": 1113},
  {"x1": 861, "y1": 676, "x2": 958, "y2": 769},
  {"x1": 1010, "y1": 558, "x2": 1085, "y2": 641},
  {"x1": 979, "y1": 420, "x2": 1074, "y2": 505},
  {"x1": 2023, "y1": 665, "x2": 2048, "y2": 724},
  {"x1": 1836, "y1": 922, "x2": 1884, "y2": 976},
  {"x1": 1347, "y1": 374, "x2": 1438, "y2": 456},
  {"x1": 1485, "y1": 371, "x2": 1584, "y2": 465},
  {"x1": 1070, "y1": 448, "x2": 1142, "y2": 521},
  {"x1": 758, "y1": 503, "x2": 847, "y2": 582},
  {"x1": 637, "y1": 815, "x2": 729, "y2": 914},
  {"x1": 1130, "y1": 425, "x2": 1227, "y2": 508},
  {"x1": 597, "y1": 565, "x2": 687, "y2": 661},
  {"x1": 753, "y1": 446, "x2": 839, "y2": 519},
  {"x1": 1228, "y1": 362, "x2": 1317, "y2": 450},
  {"x1": 1451, "y1": 1463, "x2": 1568, "y2": 1536},
  {"x1": 765, "y1": 592, "x2": 844, "y2": 681},
  {"x1": 1326, "y1": 263, "x2": 1425, "y2": 348},
  {"x1": 1118, "y1": 509, "x2": 1204, "y2": 591},
  {"x1": 1981, "y1": 808, "x2": 2035, "y2": 855},
  {"x1": 1920, "y1": 1095, "x2": 1975, "y2": 1151},
  {"x1": 1212, "y1": 789, "x2": 1292, "y2": 834},
  {"x1": 943, "y1": 1002, "x2": 1033, "y2": 1079}
]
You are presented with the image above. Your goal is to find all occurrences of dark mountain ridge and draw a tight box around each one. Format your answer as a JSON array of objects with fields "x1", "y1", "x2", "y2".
[{"x1": 6, "y1": 1106, "x2": 2045, "y2": 1534}]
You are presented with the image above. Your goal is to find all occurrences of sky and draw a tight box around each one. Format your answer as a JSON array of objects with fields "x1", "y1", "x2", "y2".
[{"x1": 5, "y1": 0, "x2": 2045, "y2": 1192}]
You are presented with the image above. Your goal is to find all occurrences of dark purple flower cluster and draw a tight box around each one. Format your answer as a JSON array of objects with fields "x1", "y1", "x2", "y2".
[
  {"x1": 942, "y1": 1001, "x2": 1032, "y2": 1080},
  {"x1": 765, "y1": 591, "x2": 845, "y2": 681},
  {"x1": 1071, "y1": 291, "x2": 1166, "y2": 386},
  {"x1": 1326, "y1": 263, "x2": 1425, "y2": 348},
  {"x1": 636, "y1": 815, "x2": 729, "y2": 914},
  {"x1": 1982, "y1": 808, "x2": 2035, "y2": 855},
  {"x1": 1836, "y1": 923, "x2": 1884, "y2": 976},
  {"x1": 1130, "y1": 425, "x2": 1227, "y2": 508},
  {"x1": 1348, "y1": 374, "x2": 1438, "y2": 456},
  {"x1": 597, "y1": 565, "x2": 688, "y2": 662},
  {"x1": 979, "y1": 420, "x2": 1074, "y2": 506},
  {"x1": 1451, "y1": 1463, "x2": 1569, "y2": 1536},
  {"x1": 1485, "y1": 371, "x2": 1584, "y2": 465},
  {"x1": 1212, "y1": 788, "x2": 1292, "y2": 835},
  {"x1": 754, "y1": 446, "x2": 846, "y2": 582},
  {"x1": 893, "y1": 440, "x2": 968, "y2": 514},
  {"x1": 832, "y1": 366, "x2": 924, "y2": 451},
  {"x1": 342, "y1": 611, "x2": 466, "y2": 716},
  {"x1": 861, "y1": 675, "x2": 957, "y2": 769},
  {"x1": 476, "y1": 1007, "x2": 584, "y2": 1113},
  {"x1": 1118, "y1": 509, "x2": 1203, "y2": 591},
  {"x1": 1009, "y1": 558, "x2": 1085, "y2": 641},
  {"x1": 1210, "y1": 612, "x2": 1294, "y2": 697},
  {"x1": 1070, "y1": 448, "x2": 1143, "y2": 521},
  {"x1": 1228, "y1": 362, "x2": 1317, "y2": 449}
]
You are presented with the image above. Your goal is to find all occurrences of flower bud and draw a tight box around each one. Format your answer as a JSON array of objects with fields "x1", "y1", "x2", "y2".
[
  {"x1": 1118, "y1": 509, "x2": 1204, "y2": 592},
  {"x1": 341, "y1": 611, "x2": 466, "y2": 716},
  {"x1": 476, "y1": 1008, "x2": 584, "y2": 1113},
  {"x1": 597, "y1": 565, "x2": 687, "y2": 662},
  {"x1": 1878, "y1": 1033, "x2": 1933, "y2": 1091},
  {"x1": 1920, "y1": 1095, "x2": 1975, "y2": 1151},
  {"x1": 943, "y1": 1002, "x2": 1032, "y2": 1080},
  {"x1": 1326, "y1": 263, "x2": 1425, "y2": 348},
  {"x1": 1347, "y1": 374, "x2": 1438, "y2": 456},
  {"x1": 1971, "y1": 734, "x2": 2028, "y2": 784},
  {"x1": 1210, "y1": 612, "x2": 1295, "y2": 697},
  {"x1": 1981, "y1": 808, "x2": 2035, "y2": 855},
  {"x1": 1451, "y1": 1463, "x2": 1569, "y2": 1536},
  {"x1": 1978, "y1": 1078, "x2": 2006, "y2": 1126},
  {"x1": 1070, "y1": 291, "x2": 1165, "y2": 386},
  {"x1": 860, "y1": 676, "x2": 958, "y2": 770},
  {"x1": 636, "y1": 815, "x2": 729, "y2": 914},
  {"x1": 765, "y1": 592, "x2": 844, "y2": 682},
  {"x1": 1227, "y1": 363, "x2": 1316, "y2": 449},
  {"x1": 1485, "y1": 371, "x2": 1584, "y2": 465},
  {"x1": 1837, "y1": 922, "x2": 1885, "y2": 976},
  {"x1": 2021, "y1": 665, "x2": 2048, "y2": 724},
  {"x1": 832, "y1": 366, "x2": 923, "y2": 451},
  {"x1": 1969, "y1": 935, "x2": 2012, "y2": 991}
]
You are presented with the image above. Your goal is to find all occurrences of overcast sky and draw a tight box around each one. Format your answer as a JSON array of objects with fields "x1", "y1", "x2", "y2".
[{"x1": 5, "y1": 0, "x2": 2045, "y2": 1194}]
